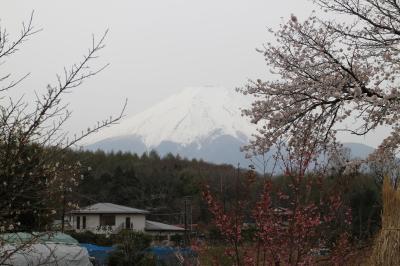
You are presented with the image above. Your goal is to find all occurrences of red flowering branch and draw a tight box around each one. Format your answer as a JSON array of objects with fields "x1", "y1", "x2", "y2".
[
  {"x1": 203, "y1": 151, "x2": 352, "y2": 265},
  {"x1": 203, "y1": 185, "x2": 245, "y2": 265}
]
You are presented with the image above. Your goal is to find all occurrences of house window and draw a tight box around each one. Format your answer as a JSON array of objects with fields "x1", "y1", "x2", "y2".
[
  {"x1": 125, "y1": 217, "x2": 131, "y2": 229},
  {"x1": 100, "y1": 214, "x2": 115, "y2": 226},
  {"x1": 76, "y1": 216, "x2": 80, "y2": 229},
  {"x1": 82, "y1": 216, "x2": 86, "y2": 229}
]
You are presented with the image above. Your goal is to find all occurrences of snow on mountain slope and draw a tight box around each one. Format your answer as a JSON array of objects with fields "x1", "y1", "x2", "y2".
[
  {"x1": 85, "y1": 86, "x2": 377, "y2": 169},
  {"x1": 86, "y1": 86, "x2": 256, "y2": 148}
]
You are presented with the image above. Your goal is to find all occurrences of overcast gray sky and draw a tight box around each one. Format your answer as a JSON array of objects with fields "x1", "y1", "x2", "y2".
[{"x1": 1, "y1": 1, "x2": 386, "y2": 147}]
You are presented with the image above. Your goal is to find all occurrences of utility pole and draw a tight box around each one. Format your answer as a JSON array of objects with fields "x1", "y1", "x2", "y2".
[
  {"x1": 220, "y1": 175, "x2": 226, "y2": 212},
  {"x1": 190, "y1": 203, "x2": 193, "y2": 232},
  {"x1": 183, "y1": 196, "x2": 192, "y2": 246},
  {"x1": 184, "y1": 198, "x2": 188, "y2": 246},
  {"x1": 61, "y1": 187, "x2": 66, "y2": 233},
  {"x1": 236, "y1": 163, "x2": 240, "y2": 200}
]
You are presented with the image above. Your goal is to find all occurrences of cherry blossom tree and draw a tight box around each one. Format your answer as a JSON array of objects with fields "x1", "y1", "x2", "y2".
[
  {"x1": 0, "y1": 12, "x2": 124, "y2": 263},
  {"x1": 239, "y1": 0, "x2": 400, "y2": 161},
  {"x1": 232, "y1": 2, "x2": 400, "y2": 263}
]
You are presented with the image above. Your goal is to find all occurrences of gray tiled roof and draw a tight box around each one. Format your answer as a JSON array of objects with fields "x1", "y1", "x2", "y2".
[
  {"x1": 71, "y1": 203, "x2": 149, "y2": 214},
  {"x1": 145, "y1": 220, "x2": 185, "y2": 232}
]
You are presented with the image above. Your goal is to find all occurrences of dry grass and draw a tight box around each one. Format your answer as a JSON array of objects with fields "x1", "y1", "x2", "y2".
[{"x1": 369, "y1": 176, "x2": 400, "y2": 265}]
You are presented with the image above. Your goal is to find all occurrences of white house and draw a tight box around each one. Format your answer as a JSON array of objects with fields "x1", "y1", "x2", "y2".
[
  {"x1": 70, "y1": 203, "x2": 149, "y2": 234},
  {"x1": 70, "y1": 203, "x2": 184, "y2": 240}
]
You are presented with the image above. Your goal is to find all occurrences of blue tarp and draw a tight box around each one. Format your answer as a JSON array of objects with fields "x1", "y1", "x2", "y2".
[
  {"x1": 79, "y1": 244, "x2": 198, "y2": 266},
  {"x1": 80, "y1": 243, "x2": 115, "y2": 265}
]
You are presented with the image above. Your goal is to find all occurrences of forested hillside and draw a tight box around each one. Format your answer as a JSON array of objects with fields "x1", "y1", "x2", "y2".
[
  {"x1": 69, "y1": 149, "x2": 381, "y2": 241},
  {"x1": 71, "y1": 149, "x2": 252, "y2": 226}
]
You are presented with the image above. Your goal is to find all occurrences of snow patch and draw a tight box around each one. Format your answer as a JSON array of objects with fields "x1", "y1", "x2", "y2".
[{"x1": 86, "y1": 86, "x2": 256, "y2": 148}]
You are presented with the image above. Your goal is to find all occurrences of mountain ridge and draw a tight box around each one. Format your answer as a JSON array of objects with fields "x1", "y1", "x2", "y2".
[
  {"x1": 85, "y1": 86, "x2": 376, "y2": 168},
  {"x1": 86, "y1": 86, "x2": 255, "y2": 148}
]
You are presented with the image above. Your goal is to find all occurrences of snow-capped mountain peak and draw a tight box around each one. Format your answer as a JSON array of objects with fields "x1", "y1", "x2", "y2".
[
  {"x1": 87, "y1": 86, "x2": 255, "y2": 148},
  {"x1": 85, "y1": 86, "x2": 376, "y2": 170}
]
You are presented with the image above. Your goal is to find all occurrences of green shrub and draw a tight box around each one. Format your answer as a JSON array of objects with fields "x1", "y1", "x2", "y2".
[
  {"x1": 170, "y1": 234, "x2": 183, "y2": 245},
  {"x1": 108, "y1": 230, "x2": 155, "y2": 266},
  {"x1": 67, "y1": 230, "x2": 113, "y2": 246}
]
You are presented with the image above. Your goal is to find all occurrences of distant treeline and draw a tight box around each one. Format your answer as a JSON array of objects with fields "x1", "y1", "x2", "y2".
[
  {"x1": 71, "y1": 150, "x2": 243, "y2": 226},
  {"x1": 69, "y1": 149, "x2": 381, "y2": 241}
]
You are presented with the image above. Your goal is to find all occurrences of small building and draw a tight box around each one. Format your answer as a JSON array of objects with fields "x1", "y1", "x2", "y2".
[
  {"x1": 145, "y1": 220, "x2": 185, "y2": 243},
  {"x1": 70, "y1": 203, "x2": 184, "y2": 241},
  {"x1": 70, "y1": 202, "x2": 149, "y2": 234}
]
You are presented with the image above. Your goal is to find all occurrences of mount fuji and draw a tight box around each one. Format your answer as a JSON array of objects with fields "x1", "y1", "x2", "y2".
[
  {"x1": 85, "y1": 86, "x2": 376, "y2": 169},
  {"x1": 85, "y1": 86, "x2": 257, "y2": 166}
]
